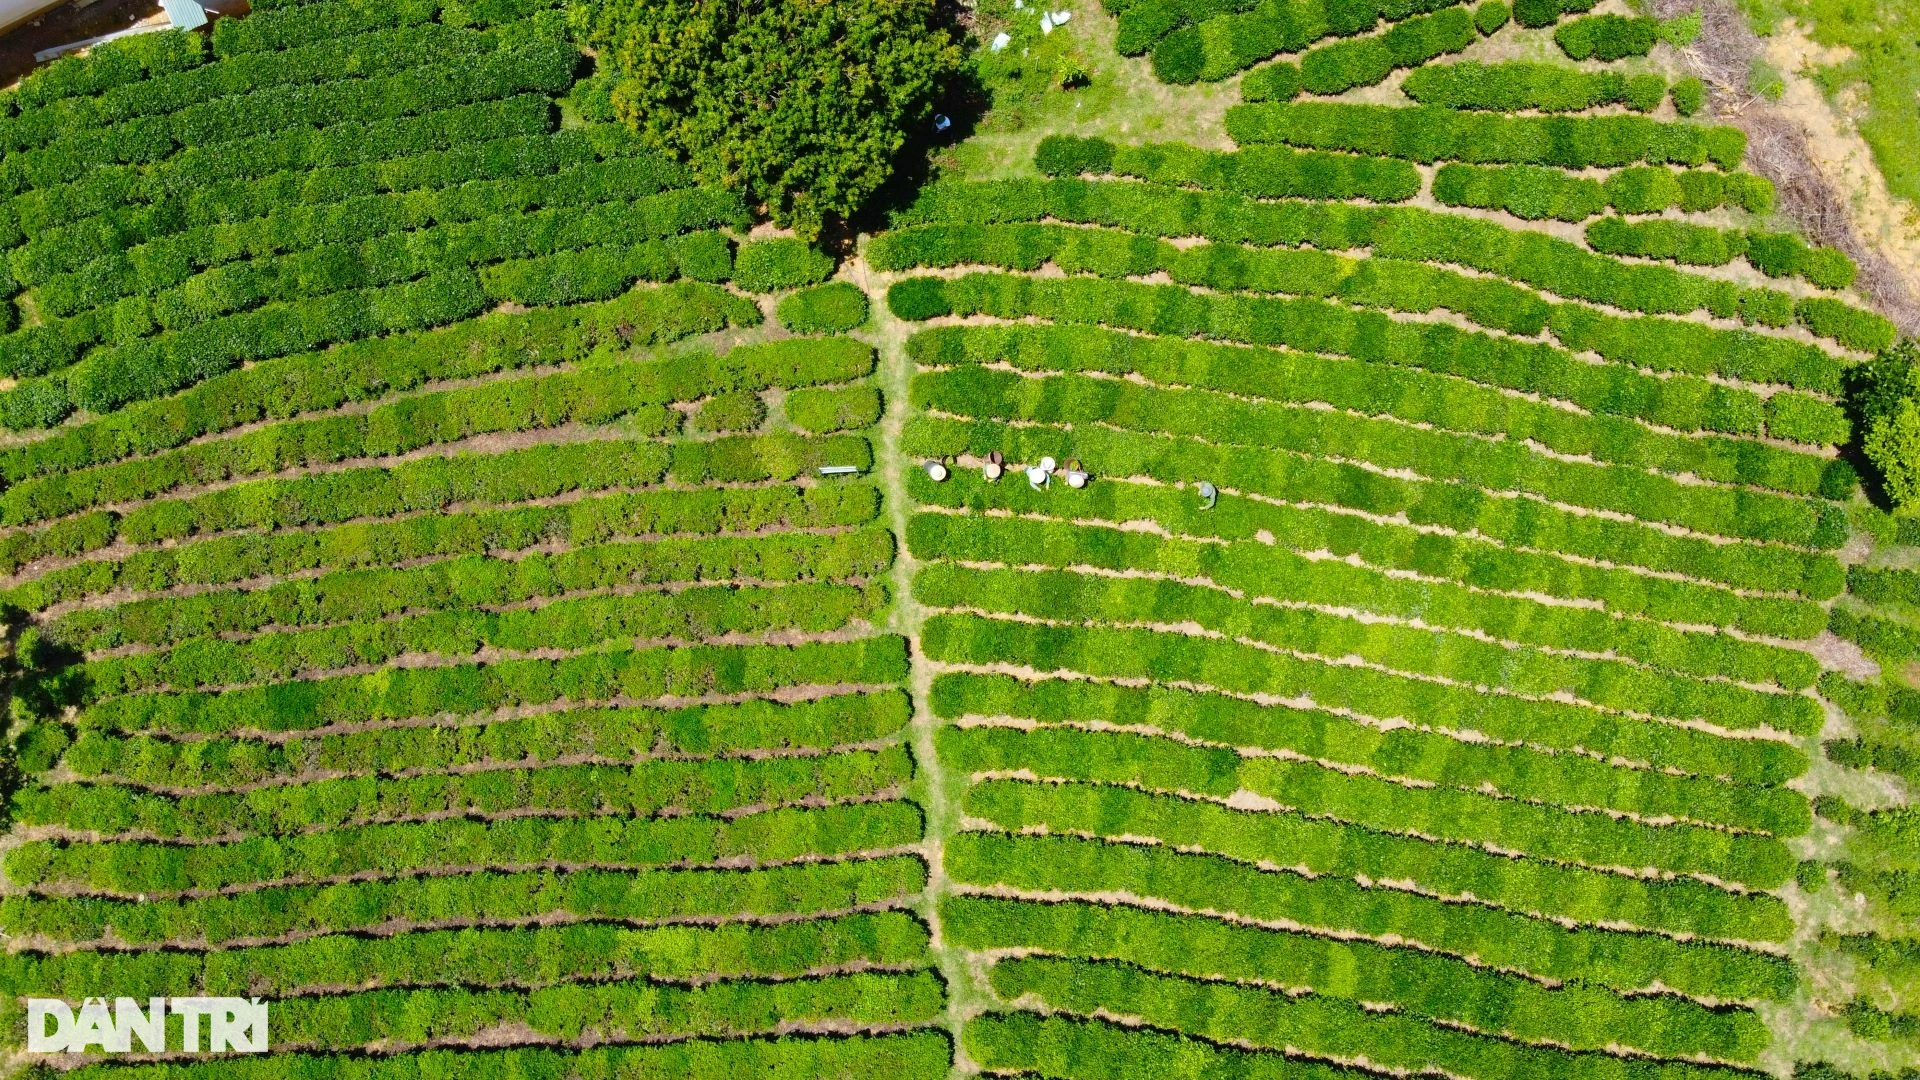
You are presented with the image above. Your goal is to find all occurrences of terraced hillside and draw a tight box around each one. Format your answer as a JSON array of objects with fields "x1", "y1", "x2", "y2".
[{"x1": 0, "y1": 0, "x2": 1915, "y2": 1075}]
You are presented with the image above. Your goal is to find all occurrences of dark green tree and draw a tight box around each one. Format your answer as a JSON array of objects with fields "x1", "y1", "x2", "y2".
[
  {"x1": 571, "y1": 0, "x2": 961, "y2": 239},
  {"x1": 1859, "y1": 340, "x2": 1920, "y2": 510}
]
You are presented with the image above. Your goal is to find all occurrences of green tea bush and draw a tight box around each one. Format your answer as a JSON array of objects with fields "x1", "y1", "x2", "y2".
[
  {"x1": 1403, "y1": 60, "x2": 1663, "y2": 112},
  {"x1": 1513, "y1": 0, "x2": 1596, "y2": 28},
  {"x1": 1586, "y1": 217, "x2": 1859, "y2": 289},
  {"x1": 1238, "y1": 61, "x2": 1302, "y2": 102},
  {"x1": 1473, "y1": 0, "x2": 1510, "y2": 33},
  {"x1": 785, "y1": 386, "x2": 883, "y2": 434},
  {"x1": 1554, "y1": 14, "x2": 1659, "y2": 60},
  {"x1": 1672, "y1": 75, "x2": 1706, "y2": 115},
  {"x1": 1297, "y1": 8, "x2": 1476, "y2": 96},
  {"x1": 952, "y1": 904, "x2": 1769, "y2": 1060},
  {"x1": 1226, "y1": 101, "x2": 1748, "y2": 169},
  {"x1": 1430, "y1": 163, "x2": 1606, "y2": 221},
  {"x1": 1149, "y1": 0, "x2": 1471, "y2": 84},
  {"x1": 1037, "y1": 135, "x2": 1420, "y2": 201},
  {"x1": 777, "y1": 281, "x2": 869, "y2": 332},
  {"x1": 692, "y1": 389, "x2": 770, "y2": 433},
  {"x1": 732, "y1": 238, "x2": 835, "y2": 293}
]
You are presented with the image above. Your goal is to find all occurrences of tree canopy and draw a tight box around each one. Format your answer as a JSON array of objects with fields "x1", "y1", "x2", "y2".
[
  {"x1": 1859, "y1": 341, "x2": 1920, "y2": 511},
  {"x1": 571, "y1": 0, "x2": 961, "y2": 239}
]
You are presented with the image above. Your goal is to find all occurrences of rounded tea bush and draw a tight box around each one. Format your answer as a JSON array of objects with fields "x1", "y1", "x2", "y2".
[{"x1": 778, "y1": 282, "x2": 870, "y2": 333}]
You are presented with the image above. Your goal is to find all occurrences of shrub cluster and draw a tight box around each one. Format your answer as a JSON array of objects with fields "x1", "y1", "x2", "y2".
[
  {"x1": 891, "y1": 178, "x2": 1853, "y2": 405},
  {"x1": 953, "y1": 906, "x2": 1763, "y2": 1062},
  {"x1": 1225, "y1": 101, "x2": 1749, "y2": 170},
  {"x1": 731, "y1": 238, "x2": 835, "y2": 294},
  {"x1": 1149, "y1": 0, "x2": 1469, "y2": 84},
  {"x1": 777, "y1": 281, "x2": 869, "y2": 333},
  {"x1": 2, "y1": 853, "x2": 926, "y2": 944},
  {"x1": 1296, "y1": 8, "x2": 1477, "y2": 96},
  {"x1": 1403, "y1": 60, "x2": 1666, "y2": 112},
  {"x1": 1554, "y1": 13, "x2": 1659, "y2": 60},
  {"x1": 948, "y1": 760, "x2": 1786, "y2": 939},
  {"x1": 1036, "y1": 135, "x2": 1419, "y2": 202},
  {"x1": 1586, "y1": 217, "x2": 1858, "y2": 289}
]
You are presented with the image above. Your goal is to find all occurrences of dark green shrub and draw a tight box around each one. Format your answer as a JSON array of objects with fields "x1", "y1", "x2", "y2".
[
  {"x1": 692, "y1": 390, "x2": 768, "y2": 433},
  {"x1": 732, "y1": 238, "x2": 834, "y2": 293},
  {"x1": 1555, "y1": 14, "x2": 1658, "y2": 61},
  {"x1": 1034, "y1": 134, "x2": 1117, "y2": 176},
  {"x1": 1513, "y1": 0, "x2": 1594, "y2": 28},
  {"x1": 1150, "y1": 27, "x2": 1206, "y2": 83},
  {"x1": 1671, "y1": 76, "x2": 1705, "y2": 115},
  {"x1": 888, "y1": 278, "x2": 953, "y2": 320},
  {"x1": 1624, "y1": 73, "x2": 1666, "y2": 112},
  {"x1": 777, "y1": 282, "x2": 869, "y2": 333},
  {"x1": 1804, "y1": 246, "x2": 1858, "y2": 290},
  {"x1": 785, "y1": 386, "x2": 882, "y2": 434},
  {"x1": 1240, "y1": 62, "x2": 1302, "y2": 102},
  {"x1": 1473, "y1": 0, "x2": 1509, "y2": 33}
]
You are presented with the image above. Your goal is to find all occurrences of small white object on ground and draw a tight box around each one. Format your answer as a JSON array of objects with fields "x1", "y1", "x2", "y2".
[
  {"x1": 1197, "y1": 480, "x2": 1218, "y2": 509},
  {"x1": 990, "y1": 31, "x2": 1011, "y2": 51},
  {"x1": 925, "y1": 461, "x2": 950, "y2": 482},
  {"x1": 1039, "y1": 12, "x2": 1054, "y2": 33},
  {"x1": 1065, "y1": 468, "x2": 1088, "y2": 489},
  {"x1": 983, "y1": 461, "x2": 1004, "y2": 480},
  {"x1": 1050, "y1": 10, "x2": 1072, "y2": 24},
  {"x1": 818, "y1": 465, "x2": 862, "y2": 476}
]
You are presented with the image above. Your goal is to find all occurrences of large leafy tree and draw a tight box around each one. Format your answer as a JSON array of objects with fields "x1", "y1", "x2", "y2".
[
  {"x1": 572, "y1": 0, "x2": 960, "y2": 239},
  {"x1": 1859, "y1": 340, "x2": 1920, "y2": 510}
]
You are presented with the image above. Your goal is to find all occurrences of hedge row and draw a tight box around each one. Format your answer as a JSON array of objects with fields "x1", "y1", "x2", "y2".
[
  {"x1": 9, "y1": 122, "x2": 661, "y2": 249},
  {"x1": 4, "y1": 335, "x2": 869, "y2": 530},
  {"x1": 0, "y1": 279, "x2": 760, "y2": 434},
  {"x1": 72, "y1": 634, "x2": 911, "y2": 736},
  {"x1": 1830, "y1": 605, "x2": 1920, "y2": 665},
  {"x1": 993, "y1": 956, "x2": 1747, "y2": 1079},
  {"x1": 9, "y1": 801, "x2": 920, "y2": 894},
  {"x1": 61, "y1": 969, "x2": 942, "y2": 1052},
  {"x1": 890, "y1": 179, "x2": 1853, "y2": 392},
  {"x1": 1, "y1": 38, "x2": 576, "y2": 204},
  {"x1": 903, "y1": 446, "x2": 1836, "y2": 633},
  {"x1": 911, "y1": 549, "x2": 1819, "y2": 737},
  {"x1": 1, "y1": 90, "x2": 553, "y2": 199},
  {"x1": 1554, "y1": 13, "x2": 1660, "y2": 60},
  {"x1": 883, "y1": 252, "x2": 1831, "y2": 496},
  {"x1": 948, "y1": 900, "x2": 1766, "y2": 1059},
  {"x1": 904, "y1": 352, "x2": 1833, "y2": 548},
  {"x1": 946, "y1": 830, "x2": 1791, "y2": 999},
  {"x1": 956, "y1": 770, "x2": 1789, "y2": 939},
  {"x1": 0, "y1": 853, "x2": 925, "y2": 945},
  {"x1": 2, "y1": 910, "x2": 926, "y2": 999},
  {"x1": 1586, "y1": 216, "x2": 1859, "y2": 289},
  {"x1": 889, "y1": 279, "x2": 1842, "y2": 549},
  {"x1": 944, "y1": 720, "x2": 1795, "y2": 890},
  {"x1": 903, "y1": 287, "x2": 1844, "y2": 453},
  {"x1": 17, "y1": 429, "x2": 852, "y2": 558},
  {"x1": 1036, "y1": 135, "x2": 1420, "y2": 202},
  {"x1": 777, "y1": 281, "x2": 869, "y2": 333},
  {"x1": 0, "y1": 280, "x2": 752, "y2": 489},
  {"x1": 57, "y1": 579, "x2": 885, "y2": 705},
  {"x1": 1294, "y1": 8, "x2": 1477, "y2": 97},
  {"x1": 18, "y1": 164, "x2": 738, "y2": 323},
  {"x1": 1403, "y1": 60, "x2": 1666, "y2": 113},
  {"x1": 0, "y1": 20, "x2": 530, "y2": 156},
  {"x1": 35, "y1": 745, "x2": 909, "y2": 842},
  {"x1": 12, "y1": 483, "x2": 878, "y2": 630},
  {"x1": 919, "y1": 614, "x2": 1806, "y2": 785},
  {"x1": 1148, "y1": 0, "x2": 1469, "y2": 84},
  {"x1": 5, "y1": 93, "x2": 569, "y2": 236},
  {"x1": 50, "y1": 524, "x2": 888, "y2": 653},
  {"x1": 909, "y1": 509, "x2": 1816, "y2": 691},
  {"x1": 1432, "y1": 162, "x2": 1773, "y2": 223},
  {"x1": 34, "y1": 1033, "x2": 952, "y2": 1080},
  {"x1": 3, "y1": 21, "x2": 205, "y2": 113},
  {"x1": 57, "y1": 690, "x2": 910, "y2": 792},
  {"x1": 1226, "y1": 101, "x2": 1748, "y2": 170}
]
